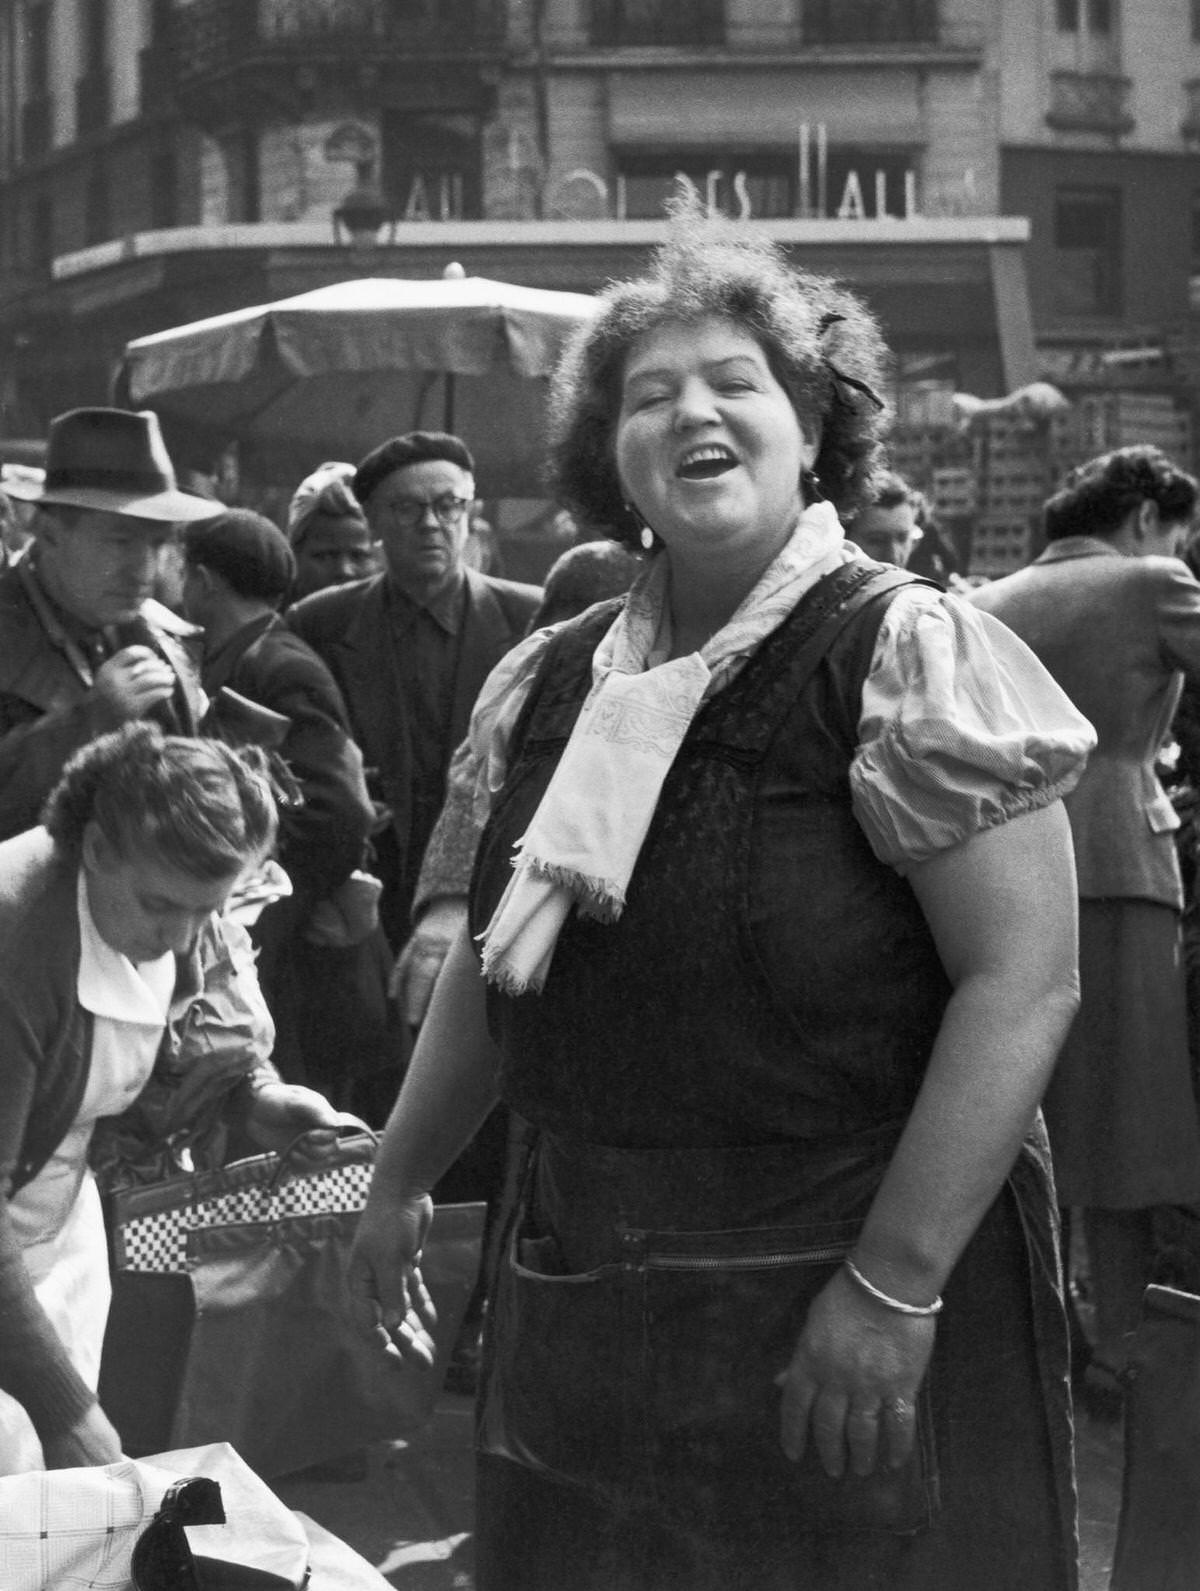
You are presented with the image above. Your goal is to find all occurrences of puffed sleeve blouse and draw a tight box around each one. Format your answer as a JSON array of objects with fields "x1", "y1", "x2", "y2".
[{"x1": 421, "y1": 580, "x2": 1096, "y2": 900}]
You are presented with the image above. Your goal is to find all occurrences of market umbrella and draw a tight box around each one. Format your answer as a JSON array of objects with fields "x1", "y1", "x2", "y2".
[{"x1": 114, "y1": 272, "x2": 600, "y2": 498}]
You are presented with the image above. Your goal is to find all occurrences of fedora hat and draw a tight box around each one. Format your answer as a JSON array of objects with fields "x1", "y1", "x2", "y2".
[{"x1": 3, "y1": 407, "x2": 222, "y2": 523}]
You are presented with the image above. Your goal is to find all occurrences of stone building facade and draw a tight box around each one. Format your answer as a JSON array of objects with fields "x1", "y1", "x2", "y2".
[{"x1": 0, "y1": 2, "x2": 1194, "y2": 569}]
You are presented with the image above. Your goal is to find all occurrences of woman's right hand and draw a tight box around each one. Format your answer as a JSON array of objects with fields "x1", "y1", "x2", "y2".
[
  {"x1": 347, "y1": 1191, "x2": 438, "y2": 1368},
  {"x1": 42, "y1": 1403, "x2": 124, "y2": 1469}
]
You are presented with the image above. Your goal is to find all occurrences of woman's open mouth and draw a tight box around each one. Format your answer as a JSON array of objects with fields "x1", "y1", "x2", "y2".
[{"x1": 677, "y1": 445, "x2": 738, "y2": 481}]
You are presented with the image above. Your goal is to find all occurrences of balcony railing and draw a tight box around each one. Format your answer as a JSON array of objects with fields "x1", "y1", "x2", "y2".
[
  {"x1": 258, "y1": 0, "x2": 386, "y2": 42},
  {"x1": 1046, "y1": 71, "x2": 1134, "y2": 135},
  {"x1": 170, "y1": 0, "x2": 505, "y2": 86},
  {"x1": 802, "y1": 0, "x2": 938, "y2": 45},
  {"x1": 589, "y1": 0, "x2": 723, "y2": 46},
  {"x1": 75, "y1": 69, "x2": 111, "y2": 136},
  {"x1": 21, "y1": 95, "x2": 52, "y2": 161}
]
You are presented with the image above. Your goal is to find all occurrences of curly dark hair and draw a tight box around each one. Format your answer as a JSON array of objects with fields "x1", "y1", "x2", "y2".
[
  {"x1": 1044, "y1": 445, "x2": 1198, "y2": 543},
  {"x1": 547, "y1": 191, "x2": 892, "y2": 546},
  {"x1": 43, "y1": 722, "x2": 278, "y2": 876}
]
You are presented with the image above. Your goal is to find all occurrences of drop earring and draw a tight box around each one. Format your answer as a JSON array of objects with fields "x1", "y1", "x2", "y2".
[
  {"x1": 625, "y1": 502, "x2": 656, "y2": 552},
  {"x1": 801, "y1": 468, "x2": 824, "y2": 503}
]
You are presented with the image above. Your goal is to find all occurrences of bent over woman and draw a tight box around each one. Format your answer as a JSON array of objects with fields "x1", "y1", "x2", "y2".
[
  {"x1": 0, "y1": 723, "x2": 341, "y2": 1474},
  {"x1": 350, "y1": 204, "x2": 1097, "y2": 1589}
]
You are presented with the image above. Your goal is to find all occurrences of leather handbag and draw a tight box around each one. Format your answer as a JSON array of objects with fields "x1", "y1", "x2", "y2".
[{"x1": 102, "y1": 1126, "x2": 485, "y2": 1478}]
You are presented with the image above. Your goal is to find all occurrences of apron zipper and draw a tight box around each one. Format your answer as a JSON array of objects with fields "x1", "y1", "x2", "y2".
[{"x1": 646, "y1": 1243, "x2": 847, "y2": 1271}]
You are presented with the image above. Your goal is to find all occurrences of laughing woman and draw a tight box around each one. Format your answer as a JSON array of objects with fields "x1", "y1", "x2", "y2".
[{"x1": 351, "y1": 205, "x2": 1096, "y2": 1590}]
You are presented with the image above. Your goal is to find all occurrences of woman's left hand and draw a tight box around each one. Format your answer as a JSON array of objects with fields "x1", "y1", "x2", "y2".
[
  {"x1": 244, "y1": 1081, "x2": 344, "y2": 1168},
  {"x1": 776, "y1": 1265, "x2": 936, "y2": 1480}
]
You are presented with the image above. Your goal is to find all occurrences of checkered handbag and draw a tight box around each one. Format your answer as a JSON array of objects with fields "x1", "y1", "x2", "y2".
[{"x1": 110, "y1": 1126, "x2": 378, "y2": 1275}]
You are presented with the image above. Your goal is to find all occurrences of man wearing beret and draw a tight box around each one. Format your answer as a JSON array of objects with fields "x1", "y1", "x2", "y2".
[
  {"x1": 287, "y1": 431, "x2": 541, "y2": 954},
  {"x1": 0, "y1": 408, "x2": 220, "y2": 842}
]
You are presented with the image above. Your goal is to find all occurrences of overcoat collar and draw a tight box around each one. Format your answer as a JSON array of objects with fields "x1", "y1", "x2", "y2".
[{"x1": 1033, "y1": 536, "x2": 1126, "y2": 565}]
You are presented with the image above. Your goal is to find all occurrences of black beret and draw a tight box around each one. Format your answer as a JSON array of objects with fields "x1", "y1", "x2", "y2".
[
  {"x1": 184, "y1": 508, "x2": 295, "y2": 603},
  {"x1": 353, "y1": 431, "x2": 475, "y2": 507}
]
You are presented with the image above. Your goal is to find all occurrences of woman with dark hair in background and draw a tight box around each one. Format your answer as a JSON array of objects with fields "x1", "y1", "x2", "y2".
[
  {"x1": 351, "y1": 202, "x2": 1094, "y2": 1589},
  {"x1": 0, "y1": 723, "x2": 341, "y2": 1474},
  {"x1": 974, "y1": 444, "x2": 1200, "y2": 1410}
]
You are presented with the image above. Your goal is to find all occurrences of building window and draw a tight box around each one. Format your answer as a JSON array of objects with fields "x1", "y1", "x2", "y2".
[
  {"x1": 76, "y1": 0, "x2": 110, "y2": 134},
  {"x1": 150, "y1": 145, "x2": 178, "y2": 229},
  {"x1": 238, "y1": 131, "x2": 260, "y2": 223},
  {"x1": 1089, "y1": 0, "x2": 1113, "y2": 31},
  {"x1": 1054, "y1": 187, "x2": 1121, "y2": 315},
  {"x1": 30, "y1": 193, "x2": 53, "y2": 267},
  {"x1": 1193, "y1": 0, "x2": 1200, "y2": 41},
  {"x1": 26, "y1": 2, "x2": 50, "y2": 93},
  {"x1": 81, "y1": 0, "x2": 107, "y2": 67},
  {"x1": 803, "y1": 0, "x2": 938, "y2": 45},
  {"x1": 22, "y1": 3, "x2": 53, "y2": 156},
  {"x1": 1190, "y1": 193, "x2": 1200, "y2": 271},
  {"x1": 590, "y1": 0, "x2": 723, "y2": 47},
  {"x1": 84, "y1": 159, "x2": 110, "y2": 244},
  {"x1": 1056, "y1": 0, "x2": 1113, "y2": 30}
]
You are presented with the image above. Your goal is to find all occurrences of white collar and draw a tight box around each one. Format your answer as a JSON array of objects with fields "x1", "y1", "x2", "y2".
[{"x1": 76, "y1": 870, "x2": 175, "y2": 1025}]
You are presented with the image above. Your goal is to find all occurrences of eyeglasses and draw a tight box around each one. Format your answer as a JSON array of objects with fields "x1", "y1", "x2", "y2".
[{"x1": 377, "y1": 493, "x2": 471, "y2": 528}]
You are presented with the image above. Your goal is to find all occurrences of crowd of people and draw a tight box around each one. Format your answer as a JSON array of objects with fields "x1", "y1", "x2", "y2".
[{"x1": 0, "y1": 196, "x2": 1197, "y2": 1589}]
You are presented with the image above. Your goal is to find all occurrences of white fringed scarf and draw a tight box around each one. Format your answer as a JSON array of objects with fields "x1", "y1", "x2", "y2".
[{"x1": 479, "y1": 501, "x2": 846, "y2": 993}]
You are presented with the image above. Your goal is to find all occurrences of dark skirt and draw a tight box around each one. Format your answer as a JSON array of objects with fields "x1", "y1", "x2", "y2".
[
  {"x1": 1044, "y1": 898, "x2": 1200, "y2": 1208},
  {"x1": 473, "y1": 1131, "x2": 1077, "y2": 1591}
]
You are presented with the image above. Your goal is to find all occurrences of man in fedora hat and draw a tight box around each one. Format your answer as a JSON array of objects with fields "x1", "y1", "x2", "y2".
[{"x1": 0, "y1": 407, "x2": 222, "y2": 841}]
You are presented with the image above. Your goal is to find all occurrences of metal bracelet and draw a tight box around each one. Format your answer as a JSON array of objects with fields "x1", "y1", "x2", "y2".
[{"x1": 843, "y1": 1257, "x2": 944, "y2": 1317}]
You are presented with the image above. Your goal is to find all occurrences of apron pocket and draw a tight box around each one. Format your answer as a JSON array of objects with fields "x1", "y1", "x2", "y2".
[
  {"x1": 641, "y1": 1217, "x2": 939, "y2": 1539},
  {"x1": 477, "y1": 1221, "x2": 634, "y2": 1499},
  {"x1": 480, "y1": 1208, "x2": 939, "y2": 1538}
]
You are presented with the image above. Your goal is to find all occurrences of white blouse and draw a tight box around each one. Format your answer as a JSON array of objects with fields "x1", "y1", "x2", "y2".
[
  {"x1": 419, "y1": 580, "x2": 1096, "y2": 905},
  {"x1": 8, "y1": 873, "x2": 174, "y2": 1248}
]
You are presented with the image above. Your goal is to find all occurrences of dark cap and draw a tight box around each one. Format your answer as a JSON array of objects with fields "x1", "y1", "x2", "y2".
[
  {"x1": 354, "y1": 431, "x2": 475, "y2": 507},
  {"x1": 184, "y1": 508, "x2": 296, "y2": 603}
]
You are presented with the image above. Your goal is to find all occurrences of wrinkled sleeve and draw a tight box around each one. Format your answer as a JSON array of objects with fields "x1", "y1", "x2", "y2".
[
  {"x1": 850, "y1": 586, "x2": 1097, "y2": 869},
  {"x1": 413, "y1": 626, "x2": 557, "y2": 914},
  {"x1": 90, "y1": 915, "x2": 279, "y2": 1184},
  {"x1": 1154, "y1": 556, "x2": 1200, "y2": 680}
]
